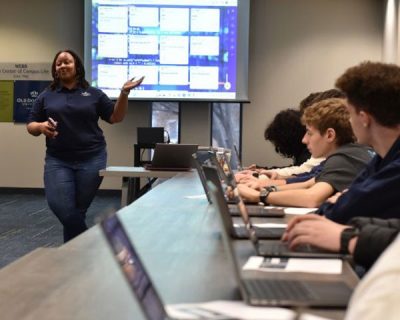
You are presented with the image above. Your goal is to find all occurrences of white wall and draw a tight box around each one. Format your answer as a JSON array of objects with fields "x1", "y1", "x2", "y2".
[
  {"x1": 0, "y1": 0, "x2": 384, "y2": 189},
  {"x1": 243, "y1": 0, "x2": 383, "y2": 167},
  {"x1": 0, "y1": 0, "x2": 151, "y2": 189}
]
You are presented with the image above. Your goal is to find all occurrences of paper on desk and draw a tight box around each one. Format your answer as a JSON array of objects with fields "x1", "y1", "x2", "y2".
[
  {"x1": 233, "y1": 223, "x2": 287, "y2": 229},
  {"x1": 253, "y1": 223, "x2": 287, "y2": 228},
  {"x1": 243, "y1": 256, "x2": 342, "y2": 274},
  {"x1": 298, "y1": 314, "x2": 333, "y2": 320},
  {"x1": 264, "y1": 206, "x2": 318, "y2": 215},
  {"x1": 184, "y1": 194, "x2": 208, "y2": 200},
  {"x1": 166, "y1": 300, "x2": 296, "y2": 320}
]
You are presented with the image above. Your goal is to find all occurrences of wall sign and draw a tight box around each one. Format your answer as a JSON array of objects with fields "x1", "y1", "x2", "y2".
[
  {"x1": 0, "y1": 63, "x2": 51, "y2": 81},
  {"x1": 13, "y1": 81, "x2": 51, "y2": 123},
  {"x1": 0, "y1": 81, "x2": 14, "y2": 122},
  {"x1": 0, "y1": 63, "x2": 52, "y2": 122}
]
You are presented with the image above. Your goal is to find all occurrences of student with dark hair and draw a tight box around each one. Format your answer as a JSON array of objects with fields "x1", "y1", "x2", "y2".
[
  {"x1": 236, "y1": 89, "x2": 347, "y2": 187},
  {"x1": 264, "y1": 109, "x2": 310, "y2": 166},
  {"x1": 27, "y1": 49, "x2": 144, "y2": 242},
  {"x1": 238, "y1": 98, "x2": 372, "y2": 208},
  {"x1": 298, "y1": 88, "x2": 345, "y2": 113}
]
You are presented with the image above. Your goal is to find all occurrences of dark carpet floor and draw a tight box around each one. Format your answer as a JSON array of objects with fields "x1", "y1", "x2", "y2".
[{"x1": 0, "y1": 188, "x2": 120, "y2": 268}]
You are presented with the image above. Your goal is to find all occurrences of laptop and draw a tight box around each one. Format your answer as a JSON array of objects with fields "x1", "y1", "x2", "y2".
[
  {"x1": 207, "y1": 170, "x2": 343, "y2": 259},
  {"x1": 144, "y1": 144, "x2": 198, "y2": 171},
  {"x1": 100, "y1": 212, "x2": 236, "y2": 320},
  {"x1": 192, "y1": 151, "x2": 214, "y2": 203},
  {"x1": 207, "y1": 181, "x2": 354, "y2": 307},
  {"x1": 233, "y1": 145, "x2": 243, "y2": 171},
  {"x1": 193, "y1": 150, "x2": 285, "y2": 218},
  {"x1": 203, "y1": 166, "x2": 286, "y2": 240}
]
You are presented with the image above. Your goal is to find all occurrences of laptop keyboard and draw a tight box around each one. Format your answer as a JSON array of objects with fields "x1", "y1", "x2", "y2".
[
  {"x1": 235, "y1": 226, "x2": 285, "y2": 239},
  {"x1": 245, "y1": 279, "x2": 316, "y2": 301},
  {"x1": 253, "y1": 226, "x2": 285, "y2": 239}
]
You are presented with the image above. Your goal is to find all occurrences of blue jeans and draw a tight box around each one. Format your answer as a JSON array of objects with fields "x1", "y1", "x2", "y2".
[{"x1": 44, "y1": 150, "x2": 107, "y2": 242}]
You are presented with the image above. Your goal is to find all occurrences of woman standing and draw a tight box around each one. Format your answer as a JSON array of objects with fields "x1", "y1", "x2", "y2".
[{"x1": 27, "y1": 49, "x2": 143, "y2": 242}]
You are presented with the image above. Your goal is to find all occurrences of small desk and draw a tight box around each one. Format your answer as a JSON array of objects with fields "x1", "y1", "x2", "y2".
[{"x1": 99, "y1": 166, "x2": 187, "y2": 206}]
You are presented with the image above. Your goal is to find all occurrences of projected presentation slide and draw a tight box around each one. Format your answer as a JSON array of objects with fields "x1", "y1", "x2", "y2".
[{"x1": 91, "y1": 0, "x2": 238, "y2": 100}]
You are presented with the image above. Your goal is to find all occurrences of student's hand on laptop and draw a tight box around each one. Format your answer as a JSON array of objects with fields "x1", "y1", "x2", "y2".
[
  {"x1": 237, "y1": 174, "x2": 258, "y2": 184},
  {"x1": 260, "y1": 170, "x2": 280, "y2": 180},
  {"x1": 282, "y1": 214, "x2": 350, "y2": 252},
  {"x1": 237, "y1": 184, "x2": 260, "y2": 203},
  {"x1": 244, "y1": 179, "x2": 262, "y2": 190},
  {"x1": 235, "y1": 171, "x2": 253, "y2": 182}
]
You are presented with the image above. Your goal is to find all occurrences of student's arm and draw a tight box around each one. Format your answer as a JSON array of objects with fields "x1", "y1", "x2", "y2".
[
  {"x1": 274, "y1": 177, "x2": 316, "y2": 191},
  {"x1": 238, "y1": 180, "x2": 334, "y2": 208},
  {"x1": 351, "y1": 220, "x2": 400, "y2": 269},
  {"x1": 267, "y1": 181, "x2": 334, "y2": 207}
]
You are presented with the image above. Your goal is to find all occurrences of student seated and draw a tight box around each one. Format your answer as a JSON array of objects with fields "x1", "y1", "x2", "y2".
[
  {"x1": 264, "y1": 108, "x2": 311, "y2": 166},
  {"x1": 315, "y1": 61, "x2": 400, "y2": 223},
  {"x1": 237, "y1": 98, "x2": 372, "y2": 208},
  {"x1": 236, "y1": 108, "x2": 321, "y2": 186},
  {"x1": 236, "y1": 89, "x2": 345, "y2": 183}
]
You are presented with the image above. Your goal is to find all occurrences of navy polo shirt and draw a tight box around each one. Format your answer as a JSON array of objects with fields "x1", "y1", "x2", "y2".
[
  {"x1": 321, "y1": 138, "x2": 400, "y2": 224},
  {"x1": 28, "y1": 85, "x2": 115, "y2": 161}
]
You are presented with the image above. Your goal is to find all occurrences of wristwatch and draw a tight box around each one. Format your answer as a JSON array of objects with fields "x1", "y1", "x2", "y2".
[
  {"x1": 259, "y1": 186, "x2": 278, "y2": 205},
  {"x1": 259, "y1": 188, "x2": 270, "y2": 205},
  {"x1": 339, "y1": 227, "x2": 360, "y2": 254},
  {"x1": 266, "y1": 185, "x2": 278, "y2": 192}
]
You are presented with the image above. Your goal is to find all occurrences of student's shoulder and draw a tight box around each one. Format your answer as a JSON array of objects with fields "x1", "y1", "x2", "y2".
[{"x1": 330, "y1": 143, "x2": 373, "y2": 161}]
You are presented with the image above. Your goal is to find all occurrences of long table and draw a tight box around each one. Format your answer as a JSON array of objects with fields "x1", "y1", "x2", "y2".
[
  {"x1": 0, "y1": 172, "x2": 358, "y2": 320},
  {"x1": 99, "y1": 166, "x2": 184, "y2": 206}
]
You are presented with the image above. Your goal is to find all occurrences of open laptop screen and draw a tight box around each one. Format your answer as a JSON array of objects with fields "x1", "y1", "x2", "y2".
[{"x1": 101, "y1": 214, "x2": 167, "y2": 320}]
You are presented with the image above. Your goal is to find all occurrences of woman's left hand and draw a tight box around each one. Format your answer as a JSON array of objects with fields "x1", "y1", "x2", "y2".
[{"x1": 121, "y1": 76, "x2": 145, "y2": 93}]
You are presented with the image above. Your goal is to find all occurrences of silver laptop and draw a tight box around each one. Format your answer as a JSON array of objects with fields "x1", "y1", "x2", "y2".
[
  {"x1": 193, "y1": 150, "x2": 285, "y2": 218},
  {"x1": 100, "y1": 212, "x2": 234, "y2": 320},
  {"x1": 145, "y1": 144, "x2": 198, "y2": 171},
  {"x1": 192, "y1": 150, "x2": 215, "y2": 204},
  {"x1": 203, "y1": 165, "x2": 286, "y2": 240},
  {"x1": 233, "y1": 145, "x2": 243, "y2": 171},
  {"x1": 207, "y1": 181, "x2": 354, "y2": 307},
  {"x1": 206, "y1": 167, "x2": 343, "y2": 259}
]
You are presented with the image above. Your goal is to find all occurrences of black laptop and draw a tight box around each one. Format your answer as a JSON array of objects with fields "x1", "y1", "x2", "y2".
[
  {"x1": 144, "y1": 144, "x2": 198, "y2": 171},
  {"x1": 207, "y1": 181, "x2": 354, "y2": 307}
]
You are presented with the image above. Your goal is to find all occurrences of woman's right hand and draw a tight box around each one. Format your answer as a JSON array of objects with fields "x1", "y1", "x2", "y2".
[{"x1": 41, "y1": 121, "x2": 58, "y2": 139}]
